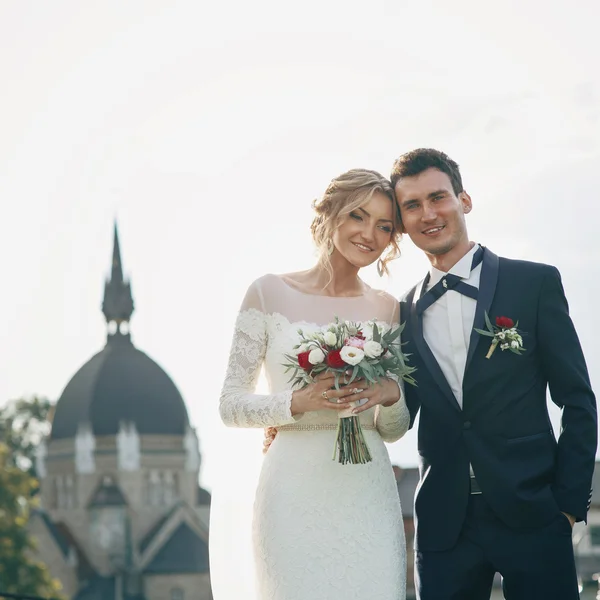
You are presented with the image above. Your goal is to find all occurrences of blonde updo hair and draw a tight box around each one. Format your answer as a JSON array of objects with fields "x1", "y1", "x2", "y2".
[{"x1": 311, "y1": 168, "x2": 402, "y2": 280}]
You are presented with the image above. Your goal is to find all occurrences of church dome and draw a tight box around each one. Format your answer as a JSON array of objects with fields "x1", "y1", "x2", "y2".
[
  {"x1": 51, "y1": 335, "x2": 189, "y2": 440},
  {"x1": 50, "y1": 223, "x2": 190, "y2": 440}
]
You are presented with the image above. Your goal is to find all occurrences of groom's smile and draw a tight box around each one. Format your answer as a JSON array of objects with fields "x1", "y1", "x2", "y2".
[{"x1": 422, "y1": 225, "x2": 446, "y2": 236}]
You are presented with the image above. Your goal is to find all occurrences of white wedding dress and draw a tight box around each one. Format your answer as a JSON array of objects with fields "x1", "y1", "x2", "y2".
[{"x1": 213, "y1": 274, "x2": 409, "y2": 600}]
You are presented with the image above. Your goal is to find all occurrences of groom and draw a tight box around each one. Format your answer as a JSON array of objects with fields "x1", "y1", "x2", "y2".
[{"x1": 393, "y1": 148, "x2": 597, "y2": 599}]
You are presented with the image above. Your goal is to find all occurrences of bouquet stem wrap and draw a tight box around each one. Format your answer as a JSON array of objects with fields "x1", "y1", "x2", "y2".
[{"x1": 333, "y1": 400, "x2": 372, "y2": 464}]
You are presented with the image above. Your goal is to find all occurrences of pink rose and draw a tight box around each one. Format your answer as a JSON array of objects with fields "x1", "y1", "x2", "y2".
[{"x1": 346, "y1": 337, "x2": 365, "y2": 349}]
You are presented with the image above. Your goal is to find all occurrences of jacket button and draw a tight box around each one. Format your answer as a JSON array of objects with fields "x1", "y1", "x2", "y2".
[{"x1": 463, "y1": 421, "x2": 472, "y2": 430}]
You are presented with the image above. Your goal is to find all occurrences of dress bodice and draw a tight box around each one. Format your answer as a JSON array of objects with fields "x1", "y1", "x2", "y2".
[{"x1": 219, "y1": 274, "x2": 408, "y2": 439}]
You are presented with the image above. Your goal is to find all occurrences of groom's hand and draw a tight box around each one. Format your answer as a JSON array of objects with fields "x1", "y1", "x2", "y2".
[{"x1": 338, "y1": 378, "x2": 400, "y2": 414}]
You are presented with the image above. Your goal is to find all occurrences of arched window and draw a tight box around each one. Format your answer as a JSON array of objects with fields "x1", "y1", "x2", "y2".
[
  {"x1": 146, "y1": 470, "x2": 179, "y2": 506},
  {"x1": 163, "y1": 471, "x2": 178, "y2": 506},
  {"x1": 55, "y1": 475, "x2": 77, "y2": 509}
]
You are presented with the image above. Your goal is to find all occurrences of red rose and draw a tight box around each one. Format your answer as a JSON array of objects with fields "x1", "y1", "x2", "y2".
[
  {"x1": 326, "y1": 350, "x2": 346, "y2": 368},
  {"x1": 496, "y1": 316, "x2": 514, "y2": 329},
  {"x1": 297, "y1": 351, "x2": 312, "y2": 371}
]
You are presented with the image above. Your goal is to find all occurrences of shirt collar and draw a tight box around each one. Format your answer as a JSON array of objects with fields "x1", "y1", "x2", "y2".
[{"x1": 429, "y1": 243, "x2": 481, "y2": 285}]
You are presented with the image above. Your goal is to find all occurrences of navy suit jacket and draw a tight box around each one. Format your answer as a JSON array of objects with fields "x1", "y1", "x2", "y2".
[{"x1": 401, "y1": 248, "x2": 597, "y2": 552}]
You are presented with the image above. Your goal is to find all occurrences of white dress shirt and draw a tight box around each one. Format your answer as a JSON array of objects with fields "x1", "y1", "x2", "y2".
[{"x1": 422, "y1": 244, "x2": 482, "y2": 409}]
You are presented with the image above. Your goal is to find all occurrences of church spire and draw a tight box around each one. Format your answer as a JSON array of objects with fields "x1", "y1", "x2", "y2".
[
  {"x1": 102, "y1": 221, "x2": 134, "y2": 334},
  {"x1": 111, "y1": 221, "x2": 124, "y2": 284}
]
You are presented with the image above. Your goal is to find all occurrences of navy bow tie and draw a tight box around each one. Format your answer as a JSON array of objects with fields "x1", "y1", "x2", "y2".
[{"x1": 416, "y1": 246, "x2": 484, "y2": 316}]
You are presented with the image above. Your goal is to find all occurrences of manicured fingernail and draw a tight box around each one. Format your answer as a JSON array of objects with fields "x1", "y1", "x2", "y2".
[{"x1": 351, "y1": 409, "x2": 358, "y2": 414}]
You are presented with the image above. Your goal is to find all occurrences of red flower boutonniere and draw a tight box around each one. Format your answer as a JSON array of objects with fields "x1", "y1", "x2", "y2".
[{"x1": 475, "y1": 313, "x2": 526, "y2": 359}]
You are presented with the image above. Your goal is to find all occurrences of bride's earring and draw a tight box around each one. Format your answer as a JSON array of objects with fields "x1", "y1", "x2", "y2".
[
  {"x1": 376, "y1": 259, "x2": 384, "y2": 277},
  {"x1": 327, "y1": 239, "x2": 335, "y2": 256}
]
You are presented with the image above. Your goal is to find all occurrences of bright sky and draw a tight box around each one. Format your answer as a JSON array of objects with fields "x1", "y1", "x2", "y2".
[{"x1": 0, "y1": 1, "x2": 598, "y2": 493}]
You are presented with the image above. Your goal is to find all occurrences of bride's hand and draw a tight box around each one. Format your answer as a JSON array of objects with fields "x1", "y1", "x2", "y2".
[
  {"x1": 337, "y1": 378, "x2": 400, "y2": 414},
  {"x1": 290, "y1": 372, "x2": 356, "y2": 416}
]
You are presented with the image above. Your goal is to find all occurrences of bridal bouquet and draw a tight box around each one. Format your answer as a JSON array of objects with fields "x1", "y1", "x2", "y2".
[{"x1": 282, "y1": 317, "x2": 416, "y2": 465}]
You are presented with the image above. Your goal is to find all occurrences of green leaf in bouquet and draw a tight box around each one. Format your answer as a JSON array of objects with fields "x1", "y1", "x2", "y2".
[
  {"x1": 372, "y1": 322, "x2": 381, "y2": 343},
  {"x1": 360, "y1": 362, "x2": 378, "y2": 384},
  {"x1": 385, "y1": 347, "x2": 400, "y2": 363},
  {"x1": 374, "y1": 363, "x2": 386, "y2": 379},
  {"x1": 357, "y1": 362, "x2": 368, "y2": 377},
  {"x1": 294, "y1": 376, "x2": 307, "y2": 388},
  {"x1": 338, "y1": 368, "x2": 351, "y2": 389},
  {"x1": 383, "y1": 326, "x2": 402, "y2": 344},
  {"x1": 346, "y1": 365, "x2": 359, "y2": 385},
  {"x1": 365, "y1": 371, "x2": 377, "y2": 385},
  {"x1": 383, "y1": 321, "x2": 405, "y2": 342},
  {"x1": 403, "y1": 372, "x2": 418, "y2": 387},
  {"x1": 378, "y1": 360, "x2": 394, "y2": 373},
  {"x1": 333, "y1": 370, "x2": 345, "y2": 390},
  {"x1": 396, "y1": 353, "x2": 409, "y2": 369}
]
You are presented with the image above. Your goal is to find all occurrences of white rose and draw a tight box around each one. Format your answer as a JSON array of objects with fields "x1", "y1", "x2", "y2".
[
  {"x1": 324, "y1": 331, "x2": 337, "y2": 346},
  {"x1": 361, "y1": 324, "x2": 373, "y2": 339},
  {"x1": 364, "y1": 340, "x2": 383, "y2": 358},
  {"x1": 308, "y1": 347, "x2": 326, "y2": 365},
  {"x1": 340, "y1": 345, "x2": 365, "y2": 366},
  {"x1": 295, "y1": 343, "x2": 308, "y2": 355}
]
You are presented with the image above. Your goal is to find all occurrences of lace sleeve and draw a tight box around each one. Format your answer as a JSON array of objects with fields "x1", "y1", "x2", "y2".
[
  {"x1": 375, "y1": 375, "x2": 410, "y2": 443},
  {"x1": 219, "y1": 283, "x2": 297, "y2": 428},
  {"x1": 374, "y1": 296, "x2": 410, "y2": 442}
]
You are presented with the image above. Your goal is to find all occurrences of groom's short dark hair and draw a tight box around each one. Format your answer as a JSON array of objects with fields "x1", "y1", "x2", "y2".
[{"x1": 390, "y1": 148, "x2": 464, "y2": 196}]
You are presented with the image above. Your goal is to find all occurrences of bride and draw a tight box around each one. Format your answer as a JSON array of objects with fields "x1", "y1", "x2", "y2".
[{"x1": 213, "y1": 168, "x2": 409, "y2": 599}]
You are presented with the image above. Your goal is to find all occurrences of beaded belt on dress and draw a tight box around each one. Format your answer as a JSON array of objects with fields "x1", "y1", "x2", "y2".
[{"x1": 277, "y1": 423, "x2": 376, "y2": 431}]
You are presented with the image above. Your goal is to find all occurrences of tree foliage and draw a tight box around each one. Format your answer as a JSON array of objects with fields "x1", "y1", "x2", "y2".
[
  {"x1": 0, "y1": 444, "x2": 64, "y2": 598},
  {"x1": 0, "y1": 396, "x2": 52, "y2": 478},
  {"x1": 0, "y1": 397, "x2": 64, "y2": 598}
]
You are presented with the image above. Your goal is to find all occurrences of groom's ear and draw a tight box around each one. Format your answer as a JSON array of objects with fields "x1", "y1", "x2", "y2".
[{"x1": 460, "y1": 191, "x2": 472, "y2": 214}]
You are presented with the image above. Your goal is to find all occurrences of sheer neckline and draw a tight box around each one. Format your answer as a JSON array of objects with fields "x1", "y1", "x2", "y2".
[{"x1": 275, "y1": 275, "x2": 371, "y2": 298}]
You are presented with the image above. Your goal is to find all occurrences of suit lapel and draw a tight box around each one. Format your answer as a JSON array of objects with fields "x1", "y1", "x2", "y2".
[
  {"x1": 465, "y1": 248, "x2": 500, "y2": 372},
  {"x1": 409, "y1": 279, "x2": 461, "y2": 412}
]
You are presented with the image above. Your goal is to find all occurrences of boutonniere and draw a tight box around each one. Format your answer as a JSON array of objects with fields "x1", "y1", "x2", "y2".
[{"x1": 475, "y1": 313, "x2": 525, "y2": 359}]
